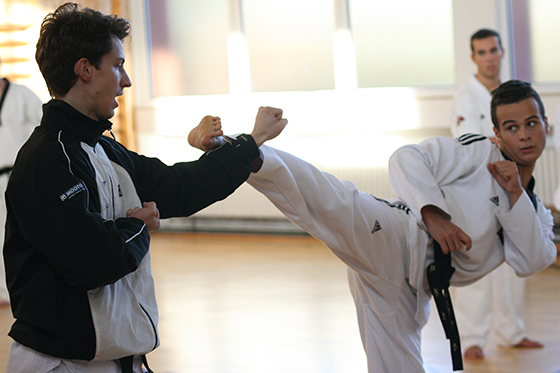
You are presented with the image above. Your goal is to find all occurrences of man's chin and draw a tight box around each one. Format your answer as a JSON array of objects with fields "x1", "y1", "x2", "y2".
[
  {"x1": 515, "y1": 153, "x2": 540, "y2": 167},
  {"x1": 99, "y1": 111, "x2": 115, "y2": 121}
]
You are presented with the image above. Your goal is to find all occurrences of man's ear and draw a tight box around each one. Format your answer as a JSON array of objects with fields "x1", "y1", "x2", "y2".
[
  {"x1": 493, "y1": 125, "x2": 500, "y2": 141},
  {"x1": 74, "y1": 58, "x2": 92, "y2": 81},
  {"x1": 544, "y1": 116, "x2": 549, "y2": 135}
]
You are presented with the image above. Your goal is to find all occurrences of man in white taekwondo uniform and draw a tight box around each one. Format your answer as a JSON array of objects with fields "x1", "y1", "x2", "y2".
[
  {"x1": 451, "y1": 29, "x2": 543, "y2": 360},
  {"x1": 0, "y1": 58, "x2": 43, "y2": 307},
  {"x1": 187, "y1": 80, "x2": 555, "y2": 373},
  {"x1": 452, "y1": 29, "x2": 502, "y2": 140}
]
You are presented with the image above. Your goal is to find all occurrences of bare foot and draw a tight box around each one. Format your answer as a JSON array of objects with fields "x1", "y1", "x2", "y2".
[
  {"x1": 188, "y1": 115, "x2": 226, "y2": 151},
  {"x1": 514, "y1": 337, "x2": 543, "y2": 349},
  {"x1": 464, "y1": 345, "x2": 484, "y2": 359}
]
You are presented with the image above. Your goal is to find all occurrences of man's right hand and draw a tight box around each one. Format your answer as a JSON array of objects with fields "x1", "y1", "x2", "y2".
[
  {"x1": 488, "y1": 160, "x2": 523, "y2": 207},
  {"x1": 421, "y1": 205, "x2": 472, "y2": 254},
  {"x1": 251, "y1": 106, "x2": 288, "y2": 147}
]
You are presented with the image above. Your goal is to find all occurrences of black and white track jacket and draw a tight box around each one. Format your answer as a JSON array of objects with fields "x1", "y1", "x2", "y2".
[{"x1": 4, "y1": 99, "x2": 259, "y2": 360}]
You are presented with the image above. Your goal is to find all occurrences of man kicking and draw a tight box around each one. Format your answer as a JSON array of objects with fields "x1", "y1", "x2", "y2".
[{"x1": 189, "y1": 80, "x2": 556, "y2": 372}]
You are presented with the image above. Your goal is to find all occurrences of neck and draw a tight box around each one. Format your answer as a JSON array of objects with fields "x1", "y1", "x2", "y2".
[
  {"x1": 476, "y1": 73, "x2": 501, "y2": 93},
  {"x1": 58, "y1": 90, "x2": 99, "y2": 121},
  {"x1": 518, "y1": 164, "x2": 535, "y2": 191}
]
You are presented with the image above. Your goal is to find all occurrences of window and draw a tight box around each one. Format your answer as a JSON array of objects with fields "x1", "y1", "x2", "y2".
[
  {"x1": 350, "y1": 0, "x2": 454, "y2": 88},
  {"x1": 145, "y1": 0, "x2": 455, "y2": 96},
  {"x1": 525, "y1": 0, "x2": 560, "y2": 83},
  {"x1": 147, "y1": 0, "x2": 230, "y2": 96},
  {"x1": 243, "y1": 0, "x2": 335, "y2": 92}
]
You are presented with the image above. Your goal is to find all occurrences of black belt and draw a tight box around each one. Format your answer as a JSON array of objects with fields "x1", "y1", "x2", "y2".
[
  {"x1": 0, "y1": 166, "x2": 12, "y2": 176},
  {"x1": 426, "y1": 241, "x2": 463, "y2": 371},
  {"x1": 118, "y1": 355, "x2": 154, "y2": 373}
]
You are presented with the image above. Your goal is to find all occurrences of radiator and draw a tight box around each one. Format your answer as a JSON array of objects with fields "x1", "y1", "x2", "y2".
[
  {"x1": 190, "y1": 147, "x2": 560, "y2": 219},
  {"x1": 190, "y1": 164, "x2": 394, "y2": 220},
  {"x1": 533, "y1": 147, "x2": 560, "y2": 208}
]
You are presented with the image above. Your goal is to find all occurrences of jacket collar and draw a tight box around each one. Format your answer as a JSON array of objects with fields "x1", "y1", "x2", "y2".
[{"x1": 41, "y1": 99, "x2": 113, "y2": 147}]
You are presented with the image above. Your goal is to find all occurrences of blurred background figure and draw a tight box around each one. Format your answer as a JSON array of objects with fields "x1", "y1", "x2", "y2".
[
  {"x1": 450, "y1": 29, "x2": 543, "y2": 360},
  {"x1": 554, "y1": 105, "x2": 560, "y2": 213},
  {"x1": 0, "y1": 56, "x2": 43, "y2": 308},
  {"x1": 452, "y1": 29, "x2": 503, "y2": 142}
]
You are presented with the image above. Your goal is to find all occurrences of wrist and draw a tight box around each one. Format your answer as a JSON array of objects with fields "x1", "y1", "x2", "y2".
[
  {"x1": 250, "y1": 132, "x2": 265, "y2": 147},
  {"x1": 421, "y1": 205, "x2": 441, "y2": 218},
  {"x1": 508, "y1": 188, "x2": 523, "y2": 207},
  {"x1": 421, "y1": 205, "x2": 451, "y2": 224}
]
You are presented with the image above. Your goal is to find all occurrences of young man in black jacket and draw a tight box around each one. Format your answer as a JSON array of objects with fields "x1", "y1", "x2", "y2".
[{"x1": 3, "y1": 3, "x2": 286, "y2": 372}]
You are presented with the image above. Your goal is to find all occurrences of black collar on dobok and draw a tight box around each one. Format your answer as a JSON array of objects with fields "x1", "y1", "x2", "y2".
[{"x1": 427, "y1": 240, "x2": 463, "y2": 371}]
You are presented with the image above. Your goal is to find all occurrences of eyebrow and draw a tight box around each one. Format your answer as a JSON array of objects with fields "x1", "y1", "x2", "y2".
[
  {"x1": 501, "y1": 115, "x2": 540, "y2": 126},
  {"x1": 524, "y1": 115, "x2": 539, "y2": 122}
]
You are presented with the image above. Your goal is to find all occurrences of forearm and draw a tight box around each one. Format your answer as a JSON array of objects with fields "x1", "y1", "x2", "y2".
[
  {"x1": 138, "y1": 134, "x2": 260, "y2": 218},
  {"x1": 421, "y1": 204, "x2": 471, "y2": 253},
  {"x1": 508, "y1": 189, "x2": 523, "y2": 208},
  {"x1": 224, "y1": 134, "x2": 263, "y2": 172},
  {"x1": 499, "y1": 194, "x2": 556, "y2": 275},
  {"x1": 14, "y1": 208, "x2": 151, "y2": 290}
]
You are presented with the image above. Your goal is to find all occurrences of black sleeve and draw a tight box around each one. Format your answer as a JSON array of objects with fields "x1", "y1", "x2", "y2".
[
  {"x1": 6, "y1": 137, "x2": 150, "y2": 291},
  {"x1": 109, "y1": 134, "x2": 260, "y2": 219}
]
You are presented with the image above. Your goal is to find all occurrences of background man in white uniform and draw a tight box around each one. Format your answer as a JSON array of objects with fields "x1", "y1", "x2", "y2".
[
  {"x1": 0, "y1": 57, "x2": 43, "y2": 308},
  {"x1": 452, "y1": 29, "x2": 502, "y2": 140},
  {"x1": 192, "y1": 80, "x2": 556, "y2": 372},
  {"x1": 553, "y1": 105, "x2": 560, "y2": 211},
  {"x1": 451, "y1": 29, "x2": 542, "y2": 360}
]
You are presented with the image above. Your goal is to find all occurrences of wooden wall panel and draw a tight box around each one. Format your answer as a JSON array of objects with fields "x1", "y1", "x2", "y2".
[{"x1": 0, "y1": 0, "x2": 136, "y2": 149}]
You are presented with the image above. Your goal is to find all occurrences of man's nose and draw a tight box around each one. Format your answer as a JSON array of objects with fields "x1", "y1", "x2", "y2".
[
  {"x1": 519, "y1": 127, "x2": 531, "y2": 140},
  {"x1": 122, "y1": 70, "x2": 132, "y2": 88}
]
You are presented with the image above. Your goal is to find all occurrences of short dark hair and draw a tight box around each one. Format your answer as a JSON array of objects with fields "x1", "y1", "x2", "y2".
[
  {"x1": 470, "y1": 29, "x2": 502, "y2": 52},
  {"x1": 35, "y1": 2, "x2": 130, "y2": 98},
  {"x1": 490, "y1": 80, "x2": 546, "y2": 129}
]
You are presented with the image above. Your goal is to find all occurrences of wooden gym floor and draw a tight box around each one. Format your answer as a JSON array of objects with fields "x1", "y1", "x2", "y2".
[{"x1": 0, "y1": 231, "x2": 557, "y2": 372}]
